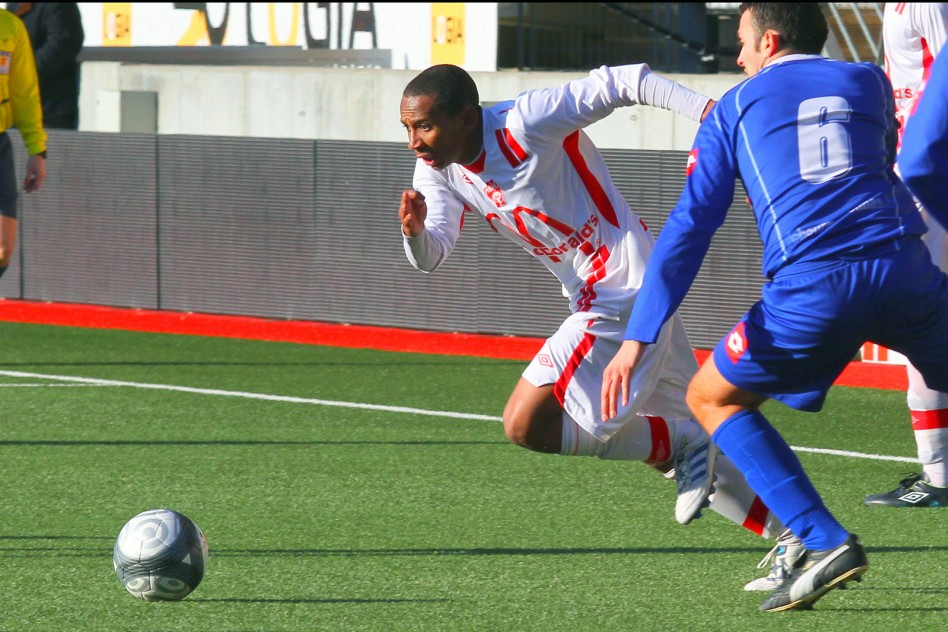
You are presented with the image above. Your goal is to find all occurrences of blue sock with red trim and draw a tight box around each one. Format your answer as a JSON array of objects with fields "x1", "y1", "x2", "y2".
[{"x1": 712, "y1": 409, "x2": 849, "y2": 550}]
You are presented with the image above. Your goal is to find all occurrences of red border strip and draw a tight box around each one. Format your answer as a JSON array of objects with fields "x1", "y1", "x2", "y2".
[{"x1": 0, "y1": 299, "x2": 908, "y2": 390}]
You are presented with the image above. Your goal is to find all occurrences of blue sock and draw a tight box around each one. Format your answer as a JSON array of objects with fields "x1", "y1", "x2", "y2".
[{"x1": 712, "y1": 409, "x2": 849, "y2": 550}]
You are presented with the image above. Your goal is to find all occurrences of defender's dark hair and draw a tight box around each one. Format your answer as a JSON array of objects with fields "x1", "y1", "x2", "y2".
[
  {"x1": 403, "y1": 64, "x2": 479, "y2": 116},
  {"x1": 738, "y1": 3, "x2": 828, "y2": 54}
]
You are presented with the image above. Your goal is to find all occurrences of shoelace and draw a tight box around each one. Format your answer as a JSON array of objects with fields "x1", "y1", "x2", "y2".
[
  {"x1": 896, "y1": 472, "x2": 924, "y2": 490},
  {"x1": 756, "y1": 529, "x2": 798, "y2": 571}
]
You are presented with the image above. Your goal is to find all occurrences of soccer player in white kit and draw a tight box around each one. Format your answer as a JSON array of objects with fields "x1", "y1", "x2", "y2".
[
  {"x1": 865, "y1": 1, "x2": 948, "y2": 507},
  {"x1": 397, "y1": 63, "x2": 794, "y2": 576}
]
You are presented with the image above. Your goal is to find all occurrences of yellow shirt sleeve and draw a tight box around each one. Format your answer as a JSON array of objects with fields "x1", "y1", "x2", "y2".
[{"x1": 2, "y1": 11, "x2": 46, "y2": 155}]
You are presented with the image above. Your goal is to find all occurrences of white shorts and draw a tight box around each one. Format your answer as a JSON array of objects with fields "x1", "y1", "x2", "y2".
[{"x1": 522, "y1": 311, "x2": 698, "y2": 441}]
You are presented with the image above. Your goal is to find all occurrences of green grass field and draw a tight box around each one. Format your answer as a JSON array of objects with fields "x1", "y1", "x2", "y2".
[{"x1": 0, "y1": 322, "x2": 944, "y2": 631}]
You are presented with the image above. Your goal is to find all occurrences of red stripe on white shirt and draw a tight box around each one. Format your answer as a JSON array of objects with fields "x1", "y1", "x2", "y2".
[
  {"x1": 562, "y1": 131, "x2": 621, "y2": 228},
  {"x1": 495, "y1": 129, "x2": 522, "y2": 168},
  {"x1": 577, "y1": 245, "x2": 610, "y2": 312},
  {"x1": 504, "y1": 128, "x2": 528, "y2": 161}
]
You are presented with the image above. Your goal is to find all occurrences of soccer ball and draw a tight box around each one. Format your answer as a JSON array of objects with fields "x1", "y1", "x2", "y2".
[{"x1": 113, "y1": 508, "x2": 209, "y2": 601}]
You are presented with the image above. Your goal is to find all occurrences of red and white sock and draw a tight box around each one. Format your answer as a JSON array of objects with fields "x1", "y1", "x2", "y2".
[{"x1": 907, "y1": 364, "x2": 948, "y2": 487}]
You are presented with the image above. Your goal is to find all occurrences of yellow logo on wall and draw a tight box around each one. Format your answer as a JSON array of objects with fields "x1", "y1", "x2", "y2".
[
  {"x1": 103, "y1": 2, "x2": 132, "y2": 46},
  {"x1": 431, "y1": 3, "x2": 464, "y2": 66},
  {"x1": 269, "y1": 3, "x2": 300, "y2": 46}
]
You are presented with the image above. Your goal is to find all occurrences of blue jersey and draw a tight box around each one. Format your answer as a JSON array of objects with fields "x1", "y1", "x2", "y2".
[{"x1": 625, "y1": 54, "x2": 927, "y2": 343}]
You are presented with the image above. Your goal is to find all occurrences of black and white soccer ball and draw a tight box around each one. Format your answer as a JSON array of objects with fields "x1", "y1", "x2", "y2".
[{"x1": 113, "y1": 508, "x2": 209, "y2": 601}]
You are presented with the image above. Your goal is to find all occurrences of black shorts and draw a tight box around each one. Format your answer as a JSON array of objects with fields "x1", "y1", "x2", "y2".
[{"x1": 0, "y1": 132, "x2": 19, "y2": 218}]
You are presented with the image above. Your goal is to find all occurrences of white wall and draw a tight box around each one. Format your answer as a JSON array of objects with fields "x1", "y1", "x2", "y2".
[
  {"x1": 79, "y1": 62, "x2": 744, "y2": 150},
  {"x1": 76, "y1": 2, "x2": 500, "y2": 71}
]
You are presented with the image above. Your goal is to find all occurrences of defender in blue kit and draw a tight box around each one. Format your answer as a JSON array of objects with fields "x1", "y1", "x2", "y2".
[{"x1": 601, "y1": 3, "x2": 948, "y2": 612}]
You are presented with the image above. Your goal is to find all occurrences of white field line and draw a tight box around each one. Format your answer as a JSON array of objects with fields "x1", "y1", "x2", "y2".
[
  {"x1": 0, "y1": 370, "x2": 918, "y2": 464},
  {"x1": 0, "y1": 370, "x2": 501, "y2": 422},
  {"x1": 0, "y1": 383, "x2": 107, "y2": 387}
]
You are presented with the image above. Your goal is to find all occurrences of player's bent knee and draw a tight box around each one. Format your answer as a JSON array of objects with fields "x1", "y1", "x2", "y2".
[
  {"x1": 502, "y1": 414, "x2": 529, "y2": 447},
  {"x1": 685, "y1": 381, "x2": 712, "y2": 425},
  {"x1": 502, "y1": 409, "x2": 561, "y2": 453}
]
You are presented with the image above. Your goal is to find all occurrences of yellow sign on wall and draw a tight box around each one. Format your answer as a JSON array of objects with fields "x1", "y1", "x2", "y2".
[
  {"x1": 431, "y1": 3, "x2": 465, "y2": 66},
  {"x1": 102, "y1": 3, "x2": 132, "y2": 46}
]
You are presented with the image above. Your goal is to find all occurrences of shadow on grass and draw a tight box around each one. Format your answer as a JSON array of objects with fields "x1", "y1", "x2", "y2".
[
  {"x1": 0, "y1": 535, "x2": 113, "y2": 540},
  {"x1": 193, "y1": 597, "x2": 450, "y2": 604},
  {"x1": 0, "y1": 359, "x2": 517, "y2": 369},
  {"x1": 207, "y1": 545, "x2": 945, "y2": 557},
  {"x1": 0, "y1": 439, "x2": 503, "y2": 446}
]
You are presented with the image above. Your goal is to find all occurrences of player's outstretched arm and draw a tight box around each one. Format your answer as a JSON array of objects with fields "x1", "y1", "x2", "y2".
[{"x1": 399, "y1": 189, "x2": 427, "y2": 237}]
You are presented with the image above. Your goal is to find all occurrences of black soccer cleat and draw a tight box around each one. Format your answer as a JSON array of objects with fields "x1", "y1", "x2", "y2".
[
  {"x1": 864, "y1": 473, "x2": 948, "y2": 508},
  {"x1": 759, "y1": 534, "x2": 868, "y2": 612}
]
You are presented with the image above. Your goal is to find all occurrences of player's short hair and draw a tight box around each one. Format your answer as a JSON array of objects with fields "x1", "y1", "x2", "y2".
[
  {"x1": 403, "y1": 64, "x2": 479, "y2": 116},
  {"x1": 738, "y1": 3, "x2": 828, "y2": 54}
]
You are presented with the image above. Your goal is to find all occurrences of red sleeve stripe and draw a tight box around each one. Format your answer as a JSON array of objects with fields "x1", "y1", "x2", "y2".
[{"x1": 563, "y1": 131, "x2": 620, "y2": 228}]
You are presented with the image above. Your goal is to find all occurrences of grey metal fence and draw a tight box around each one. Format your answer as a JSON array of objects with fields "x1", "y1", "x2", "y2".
[{"x1": 1, "y1": 130, "x2": 764, "y2": 349}]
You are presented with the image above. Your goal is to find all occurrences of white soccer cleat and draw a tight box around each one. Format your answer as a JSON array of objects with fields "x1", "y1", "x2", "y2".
[
  {"x1": 744, "y1": 529, "x2": 806, "y2": 591},
  {"x1": 672, "y1": 436, "x2": 719, "y2": 524}
]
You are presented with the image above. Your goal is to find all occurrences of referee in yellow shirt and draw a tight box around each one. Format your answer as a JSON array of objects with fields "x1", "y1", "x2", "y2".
[{"x1": 0, "y1": 7, "x2": 46, "y2": 277}]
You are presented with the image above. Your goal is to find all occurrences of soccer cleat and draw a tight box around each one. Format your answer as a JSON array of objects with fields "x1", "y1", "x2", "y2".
[
  {"x1": 671, "y1": 436, "x2": 718, "y2": 525},
  {"x1": 759, "y1": 534, "x2": 868, "y2": 612},
  {"x1": 743, "y1": 529, "x2": 805, "y2": 591},
  {"x1": 863, "y1": 473, "x2": 948, "y2": 507}
]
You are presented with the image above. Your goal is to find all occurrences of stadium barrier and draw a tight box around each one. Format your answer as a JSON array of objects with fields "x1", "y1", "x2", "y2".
[{"x1": 0, "y1": 129, "x2": 764, "y2": 350}]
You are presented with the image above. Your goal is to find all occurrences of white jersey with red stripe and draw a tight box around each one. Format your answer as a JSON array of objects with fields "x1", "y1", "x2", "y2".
[
  {"x1": 404, "y1": 64, "x2": 708, "y2": 328},
  {"x1": 884, "y1": 2, "x2": 948, "y2": 147},
  {"x1": 884, "y1": 3, "x2": 948, "y2": 440}
]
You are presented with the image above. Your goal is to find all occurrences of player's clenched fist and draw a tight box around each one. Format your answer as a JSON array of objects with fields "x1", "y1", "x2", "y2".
[{"x1": 399, "y1": 189, "x2": 427, "y2": 237}]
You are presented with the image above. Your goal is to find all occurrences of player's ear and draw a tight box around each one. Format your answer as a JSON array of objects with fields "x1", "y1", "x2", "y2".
[
  {"x1": 460, "y1": 104, "x2": 480, "y2": 131},
  {"x1": 762, "y1": 29, "x2": 781, "y2": 56}
]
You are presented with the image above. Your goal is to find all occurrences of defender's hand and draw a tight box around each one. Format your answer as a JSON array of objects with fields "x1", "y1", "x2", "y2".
[{"x1": 601, "y1": 340, "x2": 648, "y2": 421}]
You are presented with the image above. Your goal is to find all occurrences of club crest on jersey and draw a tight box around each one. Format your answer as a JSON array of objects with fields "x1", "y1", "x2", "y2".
[
  {"x1": 686, "y1": 149, "x2": 699, "y2": 176},
  {"x1": 725, "y1": 321, "x2": 748, "y2": 363},
  {"x1": 483, "y1": 180, "x2": 506, "y2": 208}
]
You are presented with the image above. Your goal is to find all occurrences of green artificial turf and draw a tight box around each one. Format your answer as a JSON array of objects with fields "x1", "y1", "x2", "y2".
[{"x1": 0, "y1": 322, "x2": 943, "y2": 631}]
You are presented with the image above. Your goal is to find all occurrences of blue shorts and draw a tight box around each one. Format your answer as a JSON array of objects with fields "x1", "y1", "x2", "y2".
[
  {"x1": 0, "y1": 132, "x2": 18, "y2": 218},
  {"x1": 712, "y1": 237, "x2": 948, "y2": 412}
]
